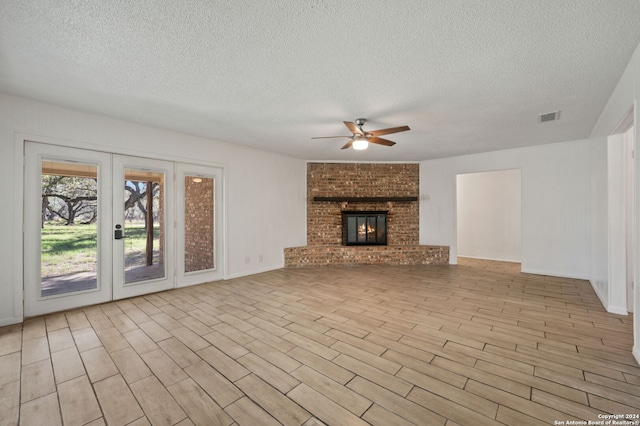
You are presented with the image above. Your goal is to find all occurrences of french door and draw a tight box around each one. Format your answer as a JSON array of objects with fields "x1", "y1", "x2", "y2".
[
  {"x1": 112, "y1": 155, "x2": 174, "y2": 299},
  {"x1": 24, "y1": 142, "x2": 221, "y2": 317}
]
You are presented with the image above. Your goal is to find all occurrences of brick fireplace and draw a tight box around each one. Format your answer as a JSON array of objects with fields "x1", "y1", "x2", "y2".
[{"x1": 284, "y1": 163, "x2": 449, "y2": 266}]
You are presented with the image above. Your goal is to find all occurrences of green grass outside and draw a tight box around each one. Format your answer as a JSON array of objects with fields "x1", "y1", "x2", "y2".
[{"x1": 41, "y1": 221, "x2": 159, "y2": 278}]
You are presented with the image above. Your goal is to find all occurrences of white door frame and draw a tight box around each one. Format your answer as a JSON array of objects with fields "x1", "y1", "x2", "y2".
[{"x1": 24, "y1": 142, "x2": 113, "y2": 316}]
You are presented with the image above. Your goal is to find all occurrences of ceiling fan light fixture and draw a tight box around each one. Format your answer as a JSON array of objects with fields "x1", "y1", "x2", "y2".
[{"x1": 352, "y1": 138, "x2": 369, "y2": 150}]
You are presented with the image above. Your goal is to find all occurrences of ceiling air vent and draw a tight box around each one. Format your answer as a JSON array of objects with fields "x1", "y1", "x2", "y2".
[{"x1": 539, "y1": 111, "x2": 560, "y2": 123}]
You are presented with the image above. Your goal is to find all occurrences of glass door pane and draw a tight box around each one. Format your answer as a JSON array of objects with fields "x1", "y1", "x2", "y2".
[
  {"x1": 176, "y1": 163, "x2": 224, "y2": 287},
  {"x1": 184, "y1": 175, "x2": 215, "y2": 273},
  {"x1": 41, "y1": 161, "x2": 99, "y2": 296},
  {"x1": 123, "y1": 169, "x2": 165, "y2": 284}
]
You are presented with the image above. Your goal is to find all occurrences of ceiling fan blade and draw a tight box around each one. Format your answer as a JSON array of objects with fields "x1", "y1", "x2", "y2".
[
  {"x1": 341, "y1": 139, "x2": 354, "y2": 150},
  {"x1": 368, "y1": 125, "x2": 410, "y2": 137},
  {"x1": 343, "y1": 121, "x2": 365, "y2": 136},
  {"x1": 311, "y1": 135, "x2": 350, "y2": 139},
  {"x1": 368, "y1": 136, "x2": 396, "y2": 147}
]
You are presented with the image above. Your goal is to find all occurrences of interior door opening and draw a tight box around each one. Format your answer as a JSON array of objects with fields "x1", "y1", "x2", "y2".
[{"x1": 456, "y1": 169, "x2": 522, "y2": 264}]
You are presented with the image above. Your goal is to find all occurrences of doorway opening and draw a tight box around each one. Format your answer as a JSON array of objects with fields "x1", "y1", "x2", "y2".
[{"x1": 456, "y1": 169, "x2": 522, "y2": 263}]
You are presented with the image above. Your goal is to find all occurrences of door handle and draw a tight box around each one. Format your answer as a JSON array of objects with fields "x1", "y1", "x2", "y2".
[{"x1": 114, "y1": 224, "x2": 126, "y2": 240}]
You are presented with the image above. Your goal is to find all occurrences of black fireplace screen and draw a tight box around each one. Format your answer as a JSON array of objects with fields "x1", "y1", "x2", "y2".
[{"x1": 342, "y1": 211, "x2": 388, "y2": 245}]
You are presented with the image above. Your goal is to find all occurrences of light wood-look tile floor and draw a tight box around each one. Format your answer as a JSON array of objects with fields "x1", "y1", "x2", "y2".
[{"x1": 2, "y1": 258, "x2": 639, "y2": 425}]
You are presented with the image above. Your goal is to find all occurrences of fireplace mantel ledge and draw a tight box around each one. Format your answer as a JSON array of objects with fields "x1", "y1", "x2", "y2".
[{"x1": 312, "y1": 196, "x2": 418, "y2": 202}]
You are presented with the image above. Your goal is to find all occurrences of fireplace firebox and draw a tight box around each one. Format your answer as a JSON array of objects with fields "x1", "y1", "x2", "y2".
[{"x1": 342, "y1": 211, "x2": 388, "y2": 246}]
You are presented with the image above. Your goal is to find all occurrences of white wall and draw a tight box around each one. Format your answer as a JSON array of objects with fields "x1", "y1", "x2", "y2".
[
  {"x1": 589, "y1": 138, "x2": 609, "y2": 306},
  {"x1": 456, "y1": 169, "x2": 521, "y2": 262},
  {"x1": 590, "y1": 39, "x2": 640, "y2": 363},
  {"x1": 420, "y1": 138, "x2": 597, "y2": 279},
  {"x1": 0, "y1": 93, "x2": 307, "y2": 325}
]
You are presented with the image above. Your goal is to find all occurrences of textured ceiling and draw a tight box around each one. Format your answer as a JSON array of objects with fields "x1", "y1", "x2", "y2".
[{"x1": 1, "y1": 0, "x2": 640, "y2": 161}]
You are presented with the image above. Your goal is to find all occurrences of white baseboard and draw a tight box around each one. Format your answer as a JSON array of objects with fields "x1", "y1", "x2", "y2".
[
  {"x1": 606, "y1": 305, "x2": 629, "y2": 315},
  {"x1": 520, "y1": 267, "x2": 589, "y2": 280},
  {"x1": 225, "y1": 264, "x2": 284, "y2": 280},
  {"x1": 457, "y1": 255, "x2": 521, "y2": 263},
  {"x1": 0, "y1": 316, "x2": 23, "y2": 327},
  {"x1": 634, "y1": 345, "x2": 640, "y2": 366}
]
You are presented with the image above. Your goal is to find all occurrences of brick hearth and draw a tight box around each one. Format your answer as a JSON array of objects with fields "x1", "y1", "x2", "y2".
[{"x1": 284, "y1": 162, "x2": 449, "y2": 267}]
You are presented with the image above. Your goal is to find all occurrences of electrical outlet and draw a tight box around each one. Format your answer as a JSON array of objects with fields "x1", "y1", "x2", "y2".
[
  {"x1": 245, "y1": 256, "x2": 251, "y2": 264},
  {"x1": 258, "y1": 254, "x2": 263, "y2": 263}
]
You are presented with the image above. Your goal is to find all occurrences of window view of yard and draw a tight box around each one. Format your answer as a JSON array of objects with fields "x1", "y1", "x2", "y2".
[
  {"x1": 40, "y1": 161, "x2": 163, "y2": 295},
  {"x1": 41, "y1": 222, "x2": 160, "y2": 278}
]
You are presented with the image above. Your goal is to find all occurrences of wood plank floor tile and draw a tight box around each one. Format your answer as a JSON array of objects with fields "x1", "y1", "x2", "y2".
[
  {"x1": 202, "y1": 330, "x2": 249, "y2": 359},
  {"x1": 171, "y1": 326, "x2": 210, "y2": 351},
  {"x1": 0, "y1": 332, "x2": 22, "y2": 356},
  {"x1": 291, "y1": 365, "x2": 372, "y2": 416},
  {"x1": 287, "y1": 347, "x2": 355, "y2": 385},
  {"x1": 397, "y1": 366, "x2": 499, "y2": 418},
  {"x1": 287, "y1": 383, "x2": 370, "y2": 426},
  {"x1": 80, "y1": 346, "x2": 119, "y2": 383},
  {"x1": 245, "y1": 339, "x2": 301, "y2": 373},
  {"x1": 495, "y1": 405, "x2": 548, "y2": 426},
  {"x1": 406, "y1": 386, "x2": 504, "y2": 426},
  {"x1": 47, "y1": 328, "x2": 75, "y2": 353},
  {"x1": 196, "y1": 345, "x2": 250, "y2": 382},
  {"x1": 19, "y1": 392, "x2": 61, "y2": 426},
  {"x1": 347, "y1": 376, "x2": 446, "y2": 426},
  {"x1": 137, "y1": 319, "x2": 172, "y2": 342},
  {"x1": 184, "y1": 360, "x2": 243, "y2": 408},
  {"x1": 0, "y1": 381, "x2": 20, "y2": 426},
  {"x1": 21, "y1": 336, "x2": 49, "y2": 365},
  {"x1": 109, "y1": 346, "x2": 153, "y2": 384},
  {"x1": 331, "y1": 340, "x2": 401, "y2": 375},
  {"x1": 237, "y1": 352, "x2": 300, "y2": 394},
  {"x1": 283, "y1": 332, "x2": 339, "y2": 361},
  {"x1": 224, "y1": 396, "x2": 281, "y2": 426},
  {"x1": 235, "y1": 374, "x2": 311, "y2": 426},
  {"x1": 473, "y1": 358, "x2": 588, "y2": 404},
  {"x1": 531, "y1": 389, "x2": 602, "y2": 421},
  {"x1": 361, "y1": 403, "x2": 416, "y2": 426},
  {"x1": 158, "y1": 337, "x2": 202, "y2": 368},
  {"x1": 95, "y1": 327, "x2": 130, "y2": 353},
  {"x1": 140, "y1": 348, "x2": 188, "y2": 387},
  {"x1": 464, "y1": 379, "x2": 568, "y2": 423},
  {"x1": 588, "y1": 394, "x2": 640, "y2": 417},
  {"x1": 110, "y1": 314, "x2": 139, "y2": 334},
  {"x1": 71, "y1": 327, "x2": 102, "y2": 353},
  {"x1": 51, "y1": 347, "x2": 85, "y2": 384},
  {"x1": 168, "y1": 378, "x2": 233, "y2": 426},
  {"x1": 130, "y1": 375, "x2": 187, "y2": 426},
  {"x1": 534, "y1": 366, "x2": 640, "y2": 408},
  {"x1": 94, "y1": 374, "x2": 144, "y2": 426},
  {"x1": 326, "y1": 329, "x2": 386, "y2": 356},
  {"x1": 334, "y1": 353, "x2": 413, "y2": 396},
  {"x1": 57, "y1": 375, "x2": 102, "y2": 426},
  {"x1": 21, "y1": 358, "x2": 55, "y2": 402},
  {"x1": 123, "y1": 328, "x2": 160, "y2": 354},
  {"x1": 21, "y1": 318, "x2": 46, "y2": 342},
  {"x1": 382, "y1": 350, "x2": 468, "y2": 389},
  {"x1": 0, "y1": 352, "x2": 20, "y2": 386},
  {"x1": 65, "y1": 311, "x2": 91, "y2": 331}
]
